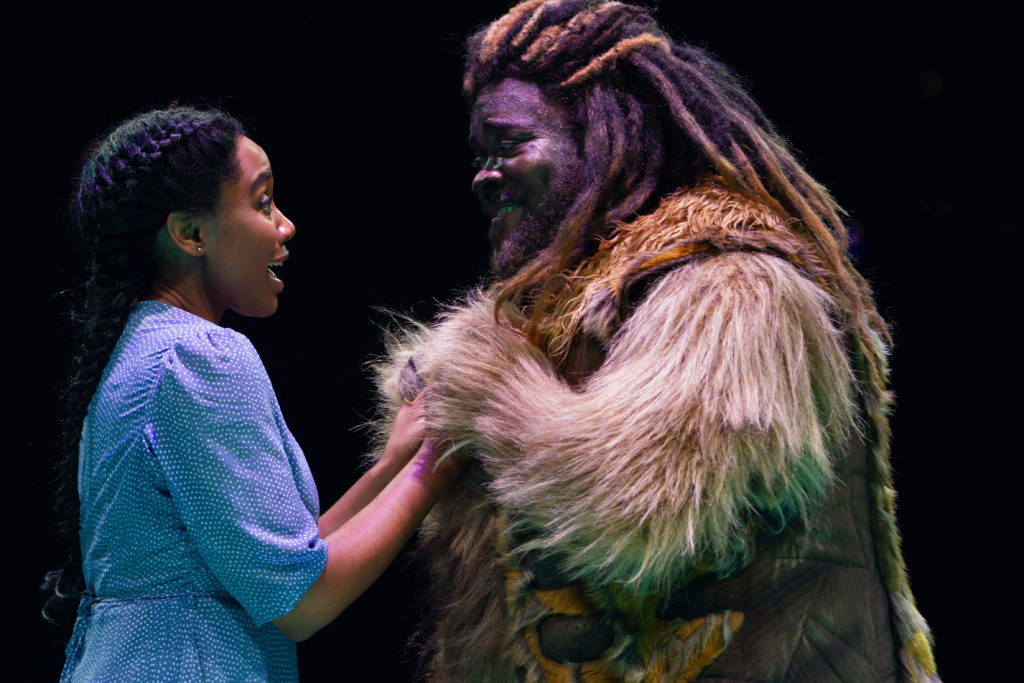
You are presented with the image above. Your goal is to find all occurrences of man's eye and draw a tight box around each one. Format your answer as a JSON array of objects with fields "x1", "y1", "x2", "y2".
[
  {"x1": 471, "y1": 155, "x2": 485, "y2": 169},
  {"x1": 258, "y1": 194, "x2": 273, "y2": 213}
]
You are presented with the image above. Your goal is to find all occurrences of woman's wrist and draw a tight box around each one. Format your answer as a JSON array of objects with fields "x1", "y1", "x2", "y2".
[{"x1": 378, "y1": 440, "x2": 416, "y2": 473}]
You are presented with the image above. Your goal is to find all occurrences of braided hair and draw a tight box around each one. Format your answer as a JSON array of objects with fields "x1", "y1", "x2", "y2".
[
  {"x1": 43, "y1": 106, "x2": 244, "y2": 625},
  {"x1": 466, "y1": 0, "x2": 889, "y2": 390}
]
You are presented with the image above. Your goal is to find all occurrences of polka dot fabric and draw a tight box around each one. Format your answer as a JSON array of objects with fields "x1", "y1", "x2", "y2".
[{"x1": 62, "y1": 301, "x2": 328, "y2": 682}]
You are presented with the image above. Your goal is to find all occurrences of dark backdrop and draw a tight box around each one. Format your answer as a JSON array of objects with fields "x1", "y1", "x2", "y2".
[{"x1": 7, "y1": 2, "x2": 1012, "y2": 680}]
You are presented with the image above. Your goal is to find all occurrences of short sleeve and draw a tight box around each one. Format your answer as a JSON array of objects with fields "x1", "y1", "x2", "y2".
[{"x1": 146, "y1": 327, "x2": 328, "y2": 625}]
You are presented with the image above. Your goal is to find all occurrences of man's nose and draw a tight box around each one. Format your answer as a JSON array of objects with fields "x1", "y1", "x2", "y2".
[{"x1": 472, "y1": 164, "x2": 502, "y2": 197}]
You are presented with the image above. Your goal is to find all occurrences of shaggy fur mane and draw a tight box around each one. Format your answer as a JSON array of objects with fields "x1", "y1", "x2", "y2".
[{"x1": 369, "y1": 181, "x2": 936, "y2": 681}]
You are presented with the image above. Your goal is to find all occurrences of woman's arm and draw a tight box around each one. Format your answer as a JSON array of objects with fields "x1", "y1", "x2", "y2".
[
  {"x1": 151, "y1": 329, "x2": 454, "y2": 641},
  {"x1": 273, "y1": 437, "x2": 461, "y2": 642},
  {"x1": 316, "y1": 393, "x2": 427, "y2": 537}
]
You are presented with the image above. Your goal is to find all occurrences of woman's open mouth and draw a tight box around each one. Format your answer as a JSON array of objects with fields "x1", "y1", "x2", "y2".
[{"x1": 268, "y1": 258, "x2": 286, "y2": 284}]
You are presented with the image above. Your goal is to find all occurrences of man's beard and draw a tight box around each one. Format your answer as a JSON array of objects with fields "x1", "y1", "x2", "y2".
[
  {"x1": 491, "y1": 207, "x2": 560, "y2": 280},
  {"x1": 491, "y1": 174, "x2": 583, "y2": 280}
]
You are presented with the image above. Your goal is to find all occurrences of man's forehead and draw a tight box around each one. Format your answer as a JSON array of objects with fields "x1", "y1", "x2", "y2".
[{"x1": 471, "y1": 78, "x2": 569, "y2": 129}]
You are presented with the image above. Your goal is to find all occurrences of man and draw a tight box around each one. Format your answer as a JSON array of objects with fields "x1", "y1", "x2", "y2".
[{"x1": 373, "y1": 1, "x2": 938, "y2": 680}]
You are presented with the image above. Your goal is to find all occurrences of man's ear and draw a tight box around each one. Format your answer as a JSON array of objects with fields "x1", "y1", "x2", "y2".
[{"x1": 164, "y1": 211, "x2": 207, "y2": 256}]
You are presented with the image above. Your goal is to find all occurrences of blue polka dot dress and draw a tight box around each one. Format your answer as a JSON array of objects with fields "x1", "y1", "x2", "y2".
[{"x1": 61, "y1": 301, "x2": 328, "y2": 682}]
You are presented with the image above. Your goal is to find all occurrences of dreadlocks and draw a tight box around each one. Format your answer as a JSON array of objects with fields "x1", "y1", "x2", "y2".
[{"x1": 466, "y1": 0, "x2": 888, "y2": 392}]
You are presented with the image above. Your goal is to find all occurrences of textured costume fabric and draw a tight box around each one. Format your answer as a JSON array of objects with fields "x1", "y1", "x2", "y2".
[
  {"x1": 373, "y1": 181, "x2": 936, "y2": 681},
  {"x1": 61, "y1": 301, "x2": 327, "y2": 682}
]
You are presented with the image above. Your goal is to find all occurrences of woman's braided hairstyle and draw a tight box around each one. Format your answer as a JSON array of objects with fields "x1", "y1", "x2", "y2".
[
  {"x1": 43, "y1": 106, "x2": 243, "y2": 625},
  {"x1": 465, "y1": 0, "x2": 890, "y2": 392}
]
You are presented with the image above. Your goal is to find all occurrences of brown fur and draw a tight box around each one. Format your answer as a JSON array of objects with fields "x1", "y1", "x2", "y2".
[{"x1": 370, "y1": 182, "x2": 935, "y2": 680}]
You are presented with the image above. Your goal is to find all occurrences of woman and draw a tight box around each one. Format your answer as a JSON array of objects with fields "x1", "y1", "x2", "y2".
[{"x1": 48, "y1": 106, "x2": 460, "y2": 681}]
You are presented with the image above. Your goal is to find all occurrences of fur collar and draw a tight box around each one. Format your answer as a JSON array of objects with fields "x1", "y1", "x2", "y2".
[{"x1": 539, "y1": 178, "x2": 833, "y2": 363}]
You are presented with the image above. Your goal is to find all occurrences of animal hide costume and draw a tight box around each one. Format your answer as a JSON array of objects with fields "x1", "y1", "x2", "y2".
[{"x1": 373, "y1": 179, "x2": 938, "y2": 681}]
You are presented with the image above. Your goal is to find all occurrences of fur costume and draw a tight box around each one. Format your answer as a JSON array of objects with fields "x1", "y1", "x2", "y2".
[{"x1": 372, "y1": 179, "x2": 938, "y2": 681}]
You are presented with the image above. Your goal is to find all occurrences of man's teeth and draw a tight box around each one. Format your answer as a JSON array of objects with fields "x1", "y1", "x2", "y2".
[{"x1": 497, "y1": 203, "x2": 522, "y2": 217}]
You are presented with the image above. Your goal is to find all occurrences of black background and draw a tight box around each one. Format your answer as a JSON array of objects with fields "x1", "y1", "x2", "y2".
[{"x1": 6, "y1": 2, "x2": 1014, "y2": 680}]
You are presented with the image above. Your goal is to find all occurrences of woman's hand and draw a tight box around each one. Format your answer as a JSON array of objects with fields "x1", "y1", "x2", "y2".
[
  {"x1": 317, "y1": 390, "x2": 426, "y2": 538},
  {"x1": 408, "y1": 439, "x2": 467, "y2": 493},
  {"x1": 380, "y1": 390, "x2": 427, "y2": 470}
]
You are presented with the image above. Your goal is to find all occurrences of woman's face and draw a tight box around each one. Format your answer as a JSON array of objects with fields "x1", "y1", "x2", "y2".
[{"x1": 201, "y1": 136, "x2": 295, "y2": 319}]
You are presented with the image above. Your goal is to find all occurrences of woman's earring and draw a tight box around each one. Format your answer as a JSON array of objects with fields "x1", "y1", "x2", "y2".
[{"x1": 196, "y1": 246, "x2": 203, "y2": 254}]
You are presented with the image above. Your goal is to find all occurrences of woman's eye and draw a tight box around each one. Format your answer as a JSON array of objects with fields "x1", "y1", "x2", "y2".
[{"x1": 258, "y1": 194, "x2": 273, "y2": 213}]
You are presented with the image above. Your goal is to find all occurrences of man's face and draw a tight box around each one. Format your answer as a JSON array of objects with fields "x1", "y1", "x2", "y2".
[{"x1": 469, "y1": 78, "x2": 583, "y2": 278}]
